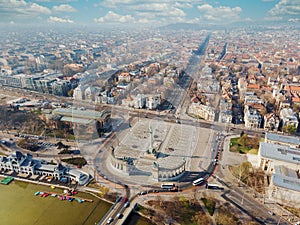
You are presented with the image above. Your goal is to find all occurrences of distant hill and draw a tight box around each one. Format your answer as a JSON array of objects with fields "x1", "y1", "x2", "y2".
[
  {"x1": 159, "y1": 21, "x2": 300, "y2": 31},
  {"x1": 159, "y1": 23, "x2": 213, "y2": 31}
]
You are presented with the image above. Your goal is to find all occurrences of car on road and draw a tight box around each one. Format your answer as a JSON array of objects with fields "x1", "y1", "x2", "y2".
[
  {"x1": 107, "y1": 217, "x2": 113, "y2": 224},
  {"x1": 124, "y1": 202, "x2": 130, "y2": 208},
  {"x1": 268, "y1": 211, "x2": 275, "y2": 216},
  {"x1": 117, "y1": 213, "x2": 123, "y2": 219}
]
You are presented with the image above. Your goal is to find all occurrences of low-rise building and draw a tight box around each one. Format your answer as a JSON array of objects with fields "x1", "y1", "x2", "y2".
[
  {"x1": 134, "y1": 94, "x2": 146, "y2": 109},
  {"x1": 244, "y1": 108, "x2": 262, "y2": 128},
  {"x1": 52, "y1": 80, "x2": 71, "y2": 96},
  {"x1": 146, "y1": 94, "x2": 161, "y2": 110},
  {"x1": 95, "y1": 91, "x2": 116, "y2": 104},
  {"x1": 51, "y1": 108, "x2": 112, "y2": 133},
  {"x1": 219, "y1": 99, "x2": 232, "y2": 123},
  {"x1": 0, "y1": 151, "x2": 90, "y2": 185},
  {"x1": 188, "y1": 102, "x2": 215, "y2": 122},
  {"x1": 73, "y1": 84, "x2": 86, "y2": 100},
  {"x1": 254, "y1": 133, "x2": 300, "y2": 205},
  {"x1": 280, "y1": 107, "x2": 298, "y2": 128},
  {"x1": 265, "y1": 132, "x2": 300, "y2": 148},
  {"x1": 118, "y1": 72, "x2": 131, "y2": 83},
  {"x1": 258, "y1": 142, "x2": 300, "y2": 173},
  {"x1": 264, "y1": 113, "x2": 280, "y2": 131}
]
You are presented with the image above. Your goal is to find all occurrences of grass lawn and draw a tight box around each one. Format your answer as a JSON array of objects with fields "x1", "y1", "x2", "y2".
[
  {"x1": 229, "y1": 137, "x2": 259, "y2": 154},
  {"x1": 248, "y1": 148, "x2": 258, "y2": 154}
]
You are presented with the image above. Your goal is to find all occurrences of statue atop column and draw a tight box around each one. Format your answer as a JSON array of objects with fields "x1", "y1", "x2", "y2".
[{"x1": 149, "y1": 125, "x2": 153, "y2": 152}]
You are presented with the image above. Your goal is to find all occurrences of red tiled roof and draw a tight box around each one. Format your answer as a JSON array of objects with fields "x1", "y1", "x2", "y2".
[
  {"x1": 292, "y1": 97, "x2": 300, "y2": 103},
  {"x1": 285, "y1": 85, "x2": 300, "y2": 92},
  {"x1": 247, "y1": 84, "x2": 260, "y2": 89}
]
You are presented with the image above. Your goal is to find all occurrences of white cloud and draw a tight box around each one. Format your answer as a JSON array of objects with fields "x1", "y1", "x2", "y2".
[
  {"x1": 97, "y1": 0, "x2": 205, "y2": 25},
  {"x1": 174, "y1": 2, "x2": 193, "y2": 9},
  {"x1": 102, "y1": 0, "x2": 203, "y2": 8},
  {"x1": 48, "y1": 16, "x2": 74, "y2": 23},
  {"x1": 0, "y1": 0, "x2": 51, "y2": 18},
  {"x1": 34, "y1": 0, "x2": 76, "y2": 2},
  {"x1": 268, "y1": 0, "x2": 300, "y2": 17},
  {"x1": 288, "y1": 18, "x2": 300, "y2": 22},
  {"x1": 27, "y1": 3, "x2": 51, "y2": 14},
  {"x1": 264, "y1": 16, "x2": 283, "y2": 21},
  {"x1": 197, "y1": 4, "x2": 242, "y2": 22},
  {"x1": 53, "y1": 4, "x2": 77, "y2": 13},
  {"x1": 100, "y1": 3, "x2": 187, "y2": 25},
  {"x1": 137, "y1": 18, "x2": 150, "y2": 24},
  {"x1": 94, "y1": 11, "x2": 134, "y2": 23},
  {"x1": 128, "y1": 3, "x2": 186, "y2": 17}
]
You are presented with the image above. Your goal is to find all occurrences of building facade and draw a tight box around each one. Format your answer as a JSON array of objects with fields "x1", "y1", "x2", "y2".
[
  {"x1": 188, "y1": 102, "x2": 215, "y2": 122},
  {"x1": 0, "y1": 151, "x2": 90, "y2": 185}
]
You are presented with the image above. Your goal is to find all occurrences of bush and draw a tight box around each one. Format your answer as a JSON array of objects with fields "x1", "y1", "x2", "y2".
[
  {"x1": 201, "y1": 197, "x2": 216, "y2": 216},
  {"x1": 61, "y1": 157, "x2": 87, "y2": 167},
  {"x1": 215, "y1": 204, "x2": 239, "y2": 225},
  {"x1": 58, "y1": 149, "x2": 73, "y2": 154},
  {"x1": 17, "y1": 138, "x2": 40, "y2": 152}
]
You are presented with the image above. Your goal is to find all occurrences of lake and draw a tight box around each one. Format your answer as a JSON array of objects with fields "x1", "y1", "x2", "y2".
[
  {"x1": 0, "y1": 180, "x2": 111, "y2": 225},
  {"x1": 0, "y1": 179, "x2": 154, "y2": 225}
]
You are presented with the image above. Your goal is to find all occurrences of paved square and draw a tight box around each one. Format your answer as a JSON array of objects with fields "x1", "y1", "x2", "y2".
[{"x1": 114, "y1": 118, "x2": 215, "y2": 181}]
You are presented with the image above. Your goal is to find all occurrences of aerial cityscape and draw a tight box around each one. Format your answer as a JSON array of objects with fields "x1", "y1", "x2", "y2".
[{"x1": 0, "y1": 0, "x2": 300, "y2": 225}]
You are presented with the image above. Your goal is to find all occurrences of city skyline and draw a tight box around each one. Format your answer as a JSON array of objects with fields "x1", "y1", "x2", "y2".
[{"x1": 0, "y1": 0, "x2": 299, "y2": 27}]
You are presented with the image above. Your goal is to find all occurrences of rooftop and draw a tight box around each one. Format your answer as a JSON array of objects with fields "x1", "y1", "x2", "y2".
[
  {"x1": 53, "y1": 108, "x2": 110, "y2": 121},
  {"x1": 273, "y1": 165, "x2": 300, "y2": 192},
  {"x1": 266, "y1": 133, "x2": 300, "y2": 146},
  {"x1": 259, "y1": 142, "x2": 300, "y2": 164},
  {"x1": 60, "y1": 116, "x2": 94, "y2": 125}
]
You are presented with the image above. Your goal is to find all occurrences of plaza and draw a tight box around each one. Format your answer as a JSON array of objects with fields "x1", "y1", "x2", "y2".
[{"x1": 108, "y1": 118, "x2": 216, "y2": 184}]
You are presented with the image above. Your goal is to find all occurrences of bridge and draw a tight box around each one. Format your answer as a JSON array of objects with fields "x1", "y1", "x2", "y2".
[{"x1": 96, "y1": 195, "x2": 136, "y2": 225}]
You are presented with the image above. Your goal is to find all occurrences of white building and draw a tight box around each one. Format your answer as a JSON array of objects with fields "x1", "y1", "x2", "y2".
[
  {"x1": 244, "y1": 108, "x2": 262, "y2": 128},
  {"x1": 95, "y1": 91, "x2": 115, "y2": 104},
  {"x1": 134, "y1": 94, "x2": 146, "y2": 109},
  {"x1": 73, "y1": 84, "x2": 86, "y2": 100},
  {"x1": 263, "y1": 113, "x2": 280, "y2": 131},
  {"x1": 280, "y1": 108, "x2": 298, "y2": 128},
  {"x1": 146, "y1": 94, "x2": 161, "y2": 110},
  {"x1": 265, "y1": 132, "x2": 300, "y2": 148},
  {"x1": 84, "y1": 86, "x2": 95, "y2": 101},
  {"x1": 0, "y1": 151, "x2": 90, "y2": 185},
  {"x1": 258, "y1": 142, "x2": 300, "y2": 173},
  {"x1": 254, "y1": 133, "x2": 300, "y2": 206},
  {"x1": 219, "y1": 99, "x2": 232, "y2": 123},
  {"x1": 188, "y1": 103, "x2": 215, "y2": 122}
]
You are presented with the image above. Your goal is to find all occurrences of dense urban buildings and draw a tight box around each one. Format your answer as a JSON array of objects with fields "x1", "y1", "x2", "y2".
[
  {"x1": 0, "y1": 0, "x2": 300, "y2": 224},
  {"x1": 0, "y1": 25, "x2": 300, "y2": 224}
]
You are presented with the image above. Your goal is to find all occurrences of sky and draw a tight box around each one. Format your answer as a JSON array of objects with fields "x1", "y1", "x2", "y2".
[{"x1": 0, "y1": 0, "x2": 299, "y2": 27}]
